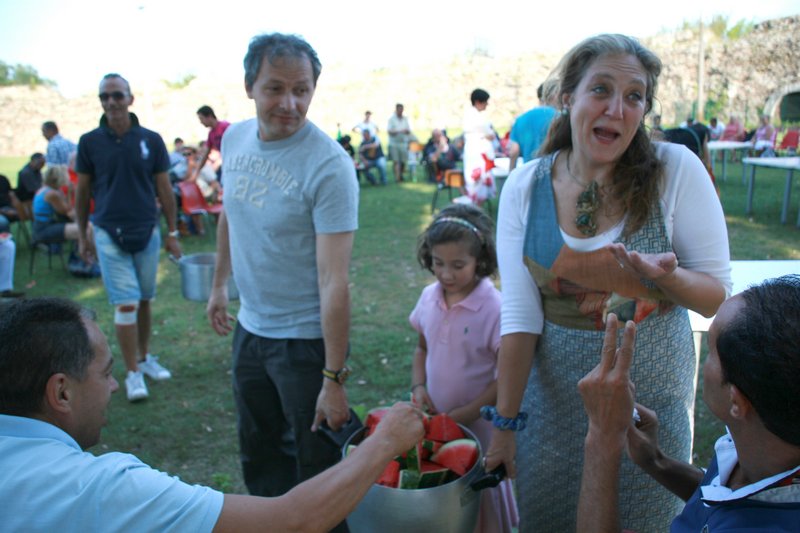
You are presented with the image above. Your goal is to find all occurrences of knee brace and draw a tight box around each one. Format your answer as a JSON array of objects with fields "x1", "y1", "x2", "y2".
[{"x1": 114, "y1": 303, "x2": 139, "y2": 326}]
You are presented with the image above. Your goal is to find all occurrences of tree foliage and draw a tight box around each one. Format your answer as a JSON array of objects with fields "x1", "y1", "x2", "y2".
[
  {"x1": 681, "y1": 16, "x2": 755, "y2": 40},
  {"x1": 726, "y1": 19, "x2": 756, "y2": 40},
  {"x1": 162, "y1": 73, "x2": 196, "y2": 89},
  {"x1": 0, "y1": 61, "x2": 55, "y2": 87}
]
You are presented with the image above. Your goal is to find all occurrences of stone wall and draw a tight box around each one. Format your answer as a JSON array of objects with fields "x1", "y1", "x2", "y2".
[
  {"x1": 649, "y1": 15, "x2": 800, "y2": 125},
  {"x1": 1, "y1": 15, "x2": 797, "y2": 156}
]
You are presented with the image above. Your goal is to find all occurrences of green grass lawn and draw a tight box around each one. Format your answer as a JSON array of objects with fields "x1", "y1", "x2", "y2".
[
  {"x1": 0, "y1": 156, "x2": 28, "y2": 185},
  {"x1": 3, "y1": 158, "x2": 799, "y2": 493}
]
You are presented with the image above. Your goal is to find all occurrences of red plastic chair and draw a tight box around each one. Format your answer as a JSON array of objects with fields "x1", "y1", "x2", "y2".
[
  {"x1": 778, "y1": 129, "x2": 799, "y2": 156},
  {"x1": 177, "y1": 181, "x2": 223, "y2": 238}
]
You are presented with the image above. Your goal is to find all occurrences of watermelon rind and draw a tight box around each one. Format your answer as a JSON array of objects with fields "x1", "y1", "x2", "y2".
[
  {"x1": 398, "y1": 468, "x2": 421, "y2": 490},
  {"x1": 418, "y1": 461, "x2": 449, "y2": 489},
  {"x1": 430, "y1": 438, "x2": 478, "y2": 476},
  {"x1": 405, "y1": 441, "x2": 422, "y2": 473}
]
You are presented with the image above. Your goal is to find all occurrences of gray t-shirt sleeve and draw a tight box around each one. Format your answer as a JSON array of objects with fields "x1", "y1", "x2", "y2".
[{"x1": 312, "y1": 151, "x2": 359, "y2": 234}]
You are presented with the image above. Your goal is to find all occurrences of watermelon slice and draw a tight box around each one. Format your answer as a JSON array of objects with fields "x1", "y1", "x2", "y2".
[
  {"x1": 405, "y1": 441, "x2": 422, "y2": 473},
  {"x1": 420, "y1": 438, "x2": 443, "y2": 460},
  {"x1": 418, "y1": 460, "x2": 449, "y2": 488},
  {"x1": 431, "y1": 439, "x2": 479, "y2": 476},
  {"x1": 377, "y1": 460, "x2": 401, "y2": 487},
  {"x1": 364, "y1": 407, "x2": 389, "y2": 437},
  {"x1": 425, "y1": 413, "x2": 465, "y2": 442},
  {"x1": 397, "y1": 468, "x2": 421, "y2": 489}
]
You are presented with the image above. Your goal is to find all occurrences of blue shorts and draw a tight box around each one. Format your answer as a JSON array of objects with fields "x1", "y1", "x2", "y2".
[{"x1": 94, "y1": 225, "x2": 160, "y2": 305}]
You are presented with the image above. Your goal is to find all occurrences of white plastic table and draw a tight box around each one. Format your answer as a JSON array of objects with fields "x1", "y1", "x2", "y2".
[
  {"x1": 708, "y1": 141, "x2": 751, "y2": 182},
  {"x1": 742, "y1": 157, "x2": 800, "y2": 226},
  {"x1": 688, "y1": 260, "x2": 800, "y2": 358}
]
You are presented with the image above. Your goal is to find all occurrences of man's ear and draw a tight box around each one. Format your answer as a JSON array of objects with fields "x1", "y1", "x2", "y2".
[
  {"x1": 44, "y1": 373, "x2": 72, "y2": 415},
  {"x1": 245, "y1": 82, "x2": 253, "y2": 100},
  {"x1": 728, "y1": 384, "x2": 752, "y2": 420},
  {"x1": 561, "y1": 93, "x2": 571, "y2": 110}
]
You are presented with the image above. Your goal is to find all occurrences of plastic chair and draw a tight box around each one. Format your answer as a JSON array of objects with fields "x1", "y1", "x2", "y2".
[
  {"x1": 177, "y1": 180, "x2": 223, "y2": 238},
  {"x1": 30, "y1": 239, "x2": 66, "y2": 275},
  {"x1": 777, "y1": 129, "x2": 799, "y2": 156},
  {"x1": 430, "y1": 169, "x2": 466, "y2": 213},
  {"x1": 9, "y1": 195, "x2": 32, "y2": 248}
]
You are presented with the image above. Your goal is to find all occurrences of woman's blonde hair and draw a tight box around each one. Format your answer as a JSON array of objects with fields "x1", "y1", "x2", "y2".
[{"x1": 43, "y1": 165, "x2": 68, "y2": 189}]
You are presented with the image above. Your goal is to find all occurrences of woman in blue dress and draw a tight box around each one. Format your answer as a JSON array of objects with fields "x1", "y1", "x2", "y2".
[{"x1": 484, "y1": 34, "x2": 731, "y2": 532}]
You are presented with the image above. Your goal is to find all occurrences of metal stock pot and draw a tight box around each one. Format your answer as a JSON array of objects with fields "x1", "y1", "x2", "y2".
[
  {"x1": 343, "y1": 425, "x2": 501, "y2": 533},
  {"x1": 170, "y1": 253, "x2": 239, "y2": 302}
]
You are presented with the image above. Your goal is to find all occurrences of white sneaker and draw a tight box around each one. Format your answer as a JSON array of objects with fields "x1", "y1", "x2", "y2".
[
  {"x1": 138, "y1": 353, "x2": 172, "y2": 381},
  {"x1": 125, "y1": 370, "x2": 149, "y2": 402}
]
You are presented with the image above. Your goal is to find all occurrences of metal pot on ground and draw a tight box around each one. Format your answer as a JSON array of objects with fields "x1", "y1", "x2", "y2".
[
  {"x1": 170, "y1": 253, "x2": 238, "y2": 302},
  {"x1": 343, "y1": 425, "x2": 502, "y2": 533}
]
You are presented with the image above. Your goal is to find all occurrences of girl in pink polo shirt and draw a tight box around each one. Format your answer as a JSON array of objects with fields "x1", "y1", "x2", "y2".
[{"x1": 409, "y1": 204, "x2": 518, "y2": 533}]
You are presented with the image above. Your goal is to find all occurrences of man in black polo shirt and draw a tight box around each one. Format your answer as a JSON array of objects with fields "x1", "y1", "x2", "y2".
[{"x1": 75, "y1": 73, "x2": 182, "y2": 403}]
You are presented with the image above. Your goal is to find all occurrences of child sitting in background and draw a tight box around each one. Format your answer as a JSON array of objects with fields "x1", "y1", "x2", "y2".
[{"x1": 409, "y1": 204, "x2": 518, "y2": 533}]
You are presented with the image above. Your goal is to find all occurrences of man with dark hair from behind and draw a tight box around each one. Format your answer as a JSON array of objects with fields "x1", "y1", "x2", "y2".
[
  {"x1": 508, "y1": 82, "x2": 558, "y2": 171},
  {"x1": 0, "y1": 298, "x2": 424, "y2": 532},
  {"x1": 41, "y1": 121, "x2": 77, "y2": 167},
  {"x1": 577, "y1": 275, "x2": 800, "y2": 532}
]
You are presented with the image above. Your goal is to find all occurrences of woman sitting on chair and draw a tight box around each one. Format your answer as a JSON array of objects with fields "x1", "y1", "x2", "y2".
[
  {"x1": 752, "y1": 114, "x2": 777, "y2": 157},
  {"x1": 32, "y1": 165, "x2": 90, "y2": 244}
]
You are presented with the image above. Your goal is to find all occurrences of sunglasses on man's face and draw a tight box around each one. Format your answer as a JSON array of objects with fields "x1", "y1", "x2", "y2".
[{"x1": 98, "y1": 91, "x2": 127, "y2": 102}]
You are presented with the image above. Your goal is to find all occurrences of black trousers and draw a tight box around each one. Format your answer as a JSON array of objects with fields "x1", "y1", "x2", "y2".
[{"x1": 231, "y1": 324, "x2": 348, "y2": 532}]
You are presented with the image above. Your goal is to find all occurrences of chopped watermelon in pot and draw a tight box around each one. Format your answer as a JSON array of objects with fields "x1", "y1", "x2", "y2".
[
  {"x1": 404, "y1": 441, "x2": 422, "y2": 473},
  {"x1": 397, "y1": 468, "x2": 421, "y2": 489},
  {"x1": 425, "y1": 413, "x2": 465, "y2": 442},
  {"x1": 364, "y1": 407, "x2": 389, "y2": 437},
  {"x1": 350, "y1": 406, "x2": 479, "y2": 490},
  {"x1": 377, "y1": 460, "x2": 401, "y2": 487},
  {"x1": 431, "y1": 439, "x2": 479, "y2": 476},
  {"x1": 418, "y1": 460, "x2": 449, "y2": 488},
  {"x1": 420, "y1": 438, "x2": 443, "y2": 460}
]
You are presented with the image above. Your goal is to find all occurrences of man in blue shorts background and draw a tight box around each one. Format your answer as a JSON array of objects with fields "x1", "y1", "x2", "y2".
[{"x1": 76, "y1": 73, "x2": 182, "y2": 403}]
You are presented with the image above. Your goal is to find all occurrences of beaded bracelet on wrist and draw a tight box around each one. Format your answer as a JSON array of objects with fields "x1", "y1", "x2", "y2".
[{"x1": 480, "y1": 405, "x2": 528, "y2": 431}]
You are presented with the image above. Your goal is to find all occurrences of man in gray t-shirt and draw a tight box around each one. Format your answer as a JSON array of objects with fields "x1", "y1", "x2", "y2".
[{"x1": 207, "y1": 34, "x2": 358, "y2": 524}]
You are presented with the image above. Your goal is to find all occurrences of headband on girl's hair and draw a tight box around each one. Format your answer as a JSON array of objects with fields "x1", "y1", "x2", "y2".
[{"x1": 433, "y1": 216, "x2": 484, "y2": 243}]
